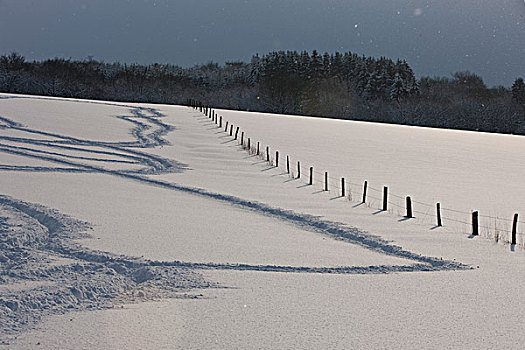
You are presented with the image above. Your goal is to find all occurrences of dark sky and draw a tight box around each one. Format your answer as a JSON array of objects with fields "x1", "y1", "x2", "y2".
[{"x1": 0, "y1": 0, "x2": 523, "y2": 87}]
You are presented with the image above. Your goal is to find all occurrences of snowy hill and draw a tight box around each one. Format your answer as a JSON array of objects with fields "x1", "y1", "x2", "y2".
[{"x1": 1, "y1": 93, "x2": 524, "y2": 349}]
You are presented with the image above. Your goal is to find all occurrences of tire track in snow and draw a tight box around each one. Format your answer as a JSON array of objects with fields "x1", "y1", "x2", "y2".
[
  {"x1": 1, "y1": 143, "x2": 469, "y2": 272},
  {"x1": 0, "y1": 96, "x2": 470, "y2": 273},
  {"x1": 0, "y1": 99, "x2": 186, "y2": 174},
  {"x1": 0, "y1": 194, "x2": 212, "y2": 342}
]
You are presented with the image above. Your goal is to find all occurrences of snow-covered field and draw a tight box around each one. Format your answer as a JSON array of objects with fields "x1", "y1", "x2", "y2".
[{"x1": 1, "y1": 93, "x2": 524, "y2": 349}]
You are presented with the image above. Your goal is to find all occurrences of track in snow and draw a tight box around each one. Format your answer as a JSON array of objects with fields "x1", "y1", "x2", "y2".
[{"x1": 0, "y1": 95, "x2": 470, "y2": 274}]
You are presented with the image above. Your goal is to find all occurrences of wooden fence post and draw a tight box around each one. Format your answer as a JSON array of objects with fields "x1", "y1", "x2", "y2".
[
  {"x1": 219, "y1": 116, "x2": 222, "y2": 128},
  {"x1": 324, "y1": 172, "x2": 328, "y2": 191},
  {"x1": 309, "y1": 167, "x2": 313, "y2": 185},
  {"x1": 225, "y1": 121, "x2": 229, "y2": 132},
  {"x1": 341, "y1": 178, "x2": 345, "y2": 197},
  {"x1": 286, "y1": 156, "x2": 290, "y2": 174},
  {"x1": 247, "y1": 138, "x2": 251, "y2": 151},
  {"x1": 472, "y1": 211, "x2": 479, "y2": 236},
  {"x1": 406, "y1": 196, "x2": 413, "y2": 218},
  {"x1": 235, "y1": 127, "x2": 239, "y2": 140},
  {"x1": 240, "y1": 132, "x2": 244, "y2": 145},
  {"x1": 362, "y1": 181, "x2": 368, "y2": 203},
  {"x1": 512, "y1": 213, "x2": 518, "y2": 245},
  {"x1": 229, "y1": 125, "x2": 233, "y2": 136},
  {"x1": 436, "y1": 203, "x2": 442, "y2": 227},
  {"x1": 275, "y1": 151, "x2": 279, "y2": 167},
  {"x1": 297, "y1": 161, "x2": 301, "y2": 178},
  {"x1": 266, "y1": 146, "x2": 269, "y2": 162},
  {"x1": 382, "y1": 186, "x2": 388, "y2": 211},
  {"x1": 257, "y1": 142, "x2": 260, "y2": 155}
]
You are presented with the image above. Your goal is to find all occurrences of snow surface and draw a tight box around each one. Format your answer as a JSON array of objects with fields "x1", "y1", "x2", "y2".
[{"x1": 1, "y1": 93, "x2": 525, "y2": 349}]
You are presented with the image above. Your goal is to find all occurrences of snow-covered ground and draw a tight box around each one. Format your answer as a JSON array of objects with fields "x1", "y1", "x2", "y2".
[{"x1": 1, "y1": 93, "x2": 524, "y2": 349}]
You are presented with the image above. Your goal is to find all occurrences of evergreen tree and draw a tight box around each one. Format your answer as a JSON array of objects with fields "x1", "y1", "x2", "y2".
[
  {"x1": 310, "y1": 50, "x2": 323, "y2": 78},
  {"x1": 390, "y1": 73, "x2": 406, "y2": 102},
  {"x1": 511, "y1": 77, "x2": 525, "y2": 105}
]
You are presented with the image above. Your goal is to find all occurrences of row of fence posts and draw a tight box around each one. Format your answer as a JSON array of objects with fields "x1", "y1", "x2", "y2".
[{"x1": 187, "y1": 99, "x2": 521, "y2": 246}]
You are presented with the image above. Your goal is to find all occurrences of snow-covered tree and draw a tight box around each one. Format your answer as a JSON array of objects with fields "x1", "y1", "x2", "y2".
[{"x1": 511, "y1": 78, "x2": 525, "y2": 105}]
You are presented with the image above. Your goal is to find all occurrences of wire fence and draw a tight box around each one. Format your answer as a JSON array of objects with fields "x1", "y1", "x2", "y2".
[{"x1": 188, "y1": 100, "x2": 524, "y2": 247}]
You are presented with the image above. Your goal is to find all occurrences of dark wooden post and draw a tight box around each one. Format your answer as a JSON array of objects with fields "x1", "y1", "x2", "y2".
[
  {"x1": 225, "y1": 121, "x2": 229, "y2": 132},
  {"x1": 286, "y1": 156, "x2": 290, "y2": 174},
  {"x1": 436, "y1": 203, "x2": 442, "y2": 227},
  {"x1": 229, "y1": 125, "x2": 233, "y2": 136},
  {"x1": 309, "y1": 167, "x2": 313, "y2": 185},
  {"x1": 247, "y1": 138, "x2": 251, "y2": 151},
  {"x1": 406, "y1": 196, "x2": 413, "y2": 218},
  {"x1": 257, "y1": 142, "x2": 260, "y2": 155},
  {"x1": 275, "y1": 151, "x2": 279, "y2": 167},
  {"x1": 382, "y1": 186, "x2": 388, "y2": 211},
  {"x1": 341, "y1": 178, "x2": 345, "y2": 197},
  {"x1": 362, "y1": 181, "x2": 368, "y2": 203},
  {"x1": 234, "y1": 127, "x2": 239, "y2": 140},
  {"x1": 297, "y1": 161, "x2": 301, "y2": 178},
  {"x1": 240, "y1": 132, "x2": 244, "y2": 145},
  {"x1": 324, "y1": 172, "x2": 328, "y2": 191},
  {"x1": 219, "y1": 116, "x2": 222, "y2": 128},
  {"x1": 472, "y1": 211, "x2": 479, "y2": 236},
  {"x1": 511, "y1": 213, "x2": 518, "y2": 245},
  {"x1": 266, "y1": 146, "x2": 269, "y2": 162}
]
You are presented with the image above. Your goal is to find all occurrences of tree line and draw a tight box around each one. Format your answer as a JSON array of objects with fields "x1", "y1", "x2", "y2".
[{"x1": 1, "y1": 51, "x2": 524, "y2": 135}]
